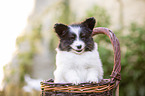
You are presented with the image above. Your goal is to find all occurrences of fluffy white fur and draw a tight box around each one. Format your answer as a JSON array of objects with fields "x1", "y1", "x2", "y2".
[{"x1": 54, "y1": 43, "x2": 103, "y2": 84}]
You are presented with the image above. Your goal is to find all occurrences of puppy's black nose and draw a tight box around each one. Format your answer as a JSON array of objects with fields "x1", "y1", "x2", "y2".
[{"x1": 77, "y1": 45, "x2": 82, "y2": 49}]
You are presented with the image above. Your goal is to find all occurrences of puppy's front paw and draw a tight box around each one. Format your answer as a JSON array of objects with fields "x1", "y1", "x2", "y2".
[
  {"x1": 87, "y1": 77, "x2": 99, "y2": 83},
  {"x1": 70, "y1": 78, "x2": 81, "y2": 85}
]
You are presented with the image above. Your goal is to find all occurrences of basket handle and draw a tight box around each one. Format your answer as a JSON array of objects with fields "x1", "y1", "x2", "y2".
[{"x1": 92, "y1": 27, "x2": 121, "y2": 85}]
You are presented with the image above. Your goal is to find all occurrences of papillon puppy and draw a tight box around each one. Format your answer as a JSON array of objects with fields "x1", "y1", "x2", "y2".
[{"x1": 54, "y1": 17, "x2": 103, "y2": 84}]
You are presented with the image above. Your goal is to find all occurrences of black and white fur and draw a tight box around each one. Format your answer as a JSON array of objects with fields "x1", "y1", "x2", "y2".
[{"x1": 54, "y1": 17, "x2": 103, "y2": 84}]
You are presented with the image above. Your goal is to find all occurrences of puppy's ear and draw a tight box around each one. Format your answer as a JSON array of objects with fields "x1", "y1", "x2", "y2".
[
  {"x1": 82, "y1": 17, "x2": 96, "y2": 30},
  {"x1": 54, "y1": 23, "x2": 68, "y2": 38}
]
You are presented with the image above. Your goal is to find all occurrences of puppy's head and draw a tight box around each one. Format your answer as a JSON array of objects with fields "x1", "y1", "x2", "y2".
[{"x1": 54, "y1": 17, "x2": 96, "y2": 54}]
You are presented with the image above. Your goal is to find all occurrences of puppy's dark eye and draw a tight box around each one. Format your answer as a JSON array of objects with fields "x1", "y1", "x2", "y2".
[
  {"x1": 70, "y1": 36, "x2": 75, "y2": 40},
  {"x1": 81, "y1": 35, "x2": 86, "y2": 40}
]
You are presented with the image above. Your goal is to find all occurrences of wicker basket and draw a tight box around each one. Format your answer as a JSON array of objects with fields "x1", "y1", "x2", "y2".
[{"x1": 40, "y1": 27, "x2": 121, "y2": 96}]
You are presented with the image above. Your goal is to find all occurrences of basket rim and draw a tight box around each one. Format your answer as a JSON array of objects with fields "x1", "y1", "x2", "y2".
[
  {"x1": 41, "y1": 79, "x2": 115, "y2": 93},
  {"x1": 41, "y1": 79, "x2": 114, "y2": 86}
]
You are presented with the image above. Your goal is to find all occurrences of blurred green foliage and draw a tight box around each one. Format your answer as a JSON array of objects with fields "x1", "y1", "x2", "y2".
[
  {"x1": 86, "y1": 5, "x2": 110, "y2": 27},
  {"x1": 54, "y1": 0, "x2": 76, "y2": 24},
  {"x1": 120, "y1": 22, "x2": 145, "y2": 96},
  {"x1": 16, "y1": 24, "x2": 42, "y2": 85}
]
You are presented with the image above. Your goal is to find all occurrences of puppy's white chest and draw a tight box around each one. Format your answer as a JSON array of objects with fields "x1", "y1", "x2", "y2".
[
  {"x1": 56, "y1": 48, "x2": 98, "y2": 69},
  {"x1": 54, "y1": 43, "x2": 103, "y2": 84}
]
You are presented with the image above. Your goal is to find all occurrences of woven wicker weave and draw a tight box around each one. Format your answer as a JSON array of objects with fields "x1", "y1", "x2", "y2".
[{"x1": 40, "y1": 27, "x2": 121, "y2": 96}]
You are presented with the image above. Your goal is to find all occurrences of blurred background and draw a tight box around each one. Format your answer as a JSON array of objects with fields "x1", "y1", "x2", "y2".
[{"x1": 0, "y1": 0, "x2": 145, "y2": 96}]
